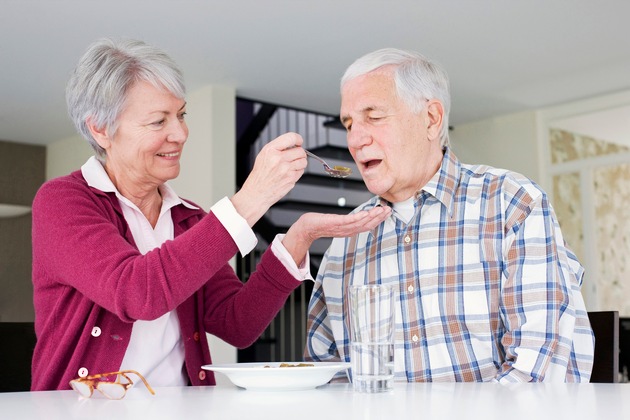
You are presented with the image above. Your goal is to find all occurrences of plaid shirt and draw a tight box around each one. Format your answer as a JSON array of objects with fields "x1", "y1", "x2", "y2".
[{"x1": 304, "y1": 149, "x2": 594, "y2": 383}]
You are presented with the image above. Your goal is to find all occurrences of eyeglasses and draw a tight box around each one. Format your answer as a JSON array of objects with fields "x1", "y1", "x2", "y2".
[{"x1": 69, "y1": 369, "x2": 155, "y2": 399}]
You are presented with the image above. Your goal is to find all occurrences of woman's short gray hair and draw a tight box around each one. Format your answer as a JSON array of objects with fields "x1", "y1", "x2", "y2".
[
  {"x1": 341, "y1": 48, "x2": 451, "y2": 148},
  {"x1": 66, "y1": 38, "x2": 186, "y2": 162}
]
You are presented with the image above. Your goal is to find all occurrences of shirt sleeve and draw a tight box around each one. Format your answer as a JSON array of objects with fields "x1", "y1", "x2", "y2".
[
  {"x1": 496, "y1": 187, "x2": 593, "y2": 383},
  {"x1": 304, "y1": 284, "x2": 336, "y2": 361},
  {"x1": 270, "y1": 234, "x2": 313, "y2": 282},
  {"x1": 211, "y1": 197, "x2": 258, "y2": 256},
  {"x1": 303, "y1": 252, "x2": 344, "y2": 364}
]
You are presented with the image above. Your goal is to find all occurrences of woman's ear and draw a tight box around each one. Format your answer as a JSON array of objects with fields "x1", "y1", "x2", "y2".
[
  {"x1": 425, "y1": 100, "x2": 444, "y2": 142},
  {"x1": 86, "y1": 117, "x2": 111, "y2": 150}
]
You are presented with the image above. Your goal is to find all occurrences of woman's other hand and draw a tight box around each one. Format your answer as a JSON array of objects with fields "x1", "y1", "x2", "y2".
[
  {"x1": 231, "y1": 133, "x2": 307, "y2": 226},
  {"x1": 282, "y1": 205, "x2": 392, "y2": 266}
]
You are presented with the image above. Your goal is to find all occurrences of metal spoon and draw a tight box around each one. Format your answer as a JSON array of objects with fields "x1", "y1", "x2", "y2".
[{"x1": 304, "y1": 150, "x2": 352, "y2": 178}]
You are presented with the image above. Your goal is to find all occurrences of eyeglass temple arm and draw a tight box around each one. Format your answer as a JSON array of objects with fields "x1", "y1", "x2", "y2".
[{"x1": 120, "y1": 370, "x2": 156, "y2": 395}]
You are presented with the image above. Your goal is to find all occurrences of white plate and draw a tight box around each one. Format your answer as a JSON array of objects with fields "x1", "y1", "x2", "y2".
[{"x1": 202, "y1": 362, "x2": 350, "y2": 391}]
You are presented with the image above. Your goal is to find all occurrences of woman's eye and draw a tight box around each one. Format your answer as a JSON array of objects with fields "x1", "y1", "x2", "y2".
[
  {"x1": 178, "y1": 112, "x2": 187, "y2": 121},
  {"x1": 151, "y1": 119, "x2": 165, "y2": 127}
]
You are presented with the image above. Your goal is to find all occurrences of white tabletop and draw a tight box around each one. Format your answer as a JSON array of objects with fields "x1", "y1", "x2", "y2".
[{"x1": 1, "y1": 382, "x2": 628, "y2": 420}]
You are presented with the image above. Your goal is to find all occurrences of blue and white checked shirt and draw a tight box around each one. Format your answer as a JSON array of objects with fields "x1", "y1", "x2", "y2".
[{"x1": 304, "y1": 149, "x2": 594, "y2": 383}]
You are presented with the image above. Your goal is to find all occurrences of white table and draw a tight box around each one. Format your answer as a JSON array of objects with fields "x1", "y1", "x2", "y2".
[{"x1": 1, "y1": 382, "x2": 628, "y2": 420}]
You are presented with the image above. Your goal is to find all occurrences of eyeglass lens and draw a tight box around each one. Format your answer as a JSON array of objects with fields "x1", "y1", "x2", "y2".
[
  {"x1": 70, "y1": 381, "x2": 93, "y2": 398},
  {"x1": 71, "y1": 379, "x2": 128, "y2": 399},
  {"x1": 97, "y1": 382, "x2": 127, "y2": 399}
]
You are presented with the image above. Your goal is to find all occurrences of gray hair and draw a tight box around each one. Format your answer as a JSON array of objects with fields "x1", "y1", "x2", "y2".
[
  {"x1": 66, "y1": 38, "x2": 186, "y2": 162},
  {"x1": 341, "y1": 48, "x2": 451, "y2": 148}
]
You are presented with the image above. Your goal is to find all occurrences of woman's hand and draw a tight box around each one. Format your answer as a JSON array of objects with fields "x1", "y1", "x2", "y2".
[
  {"x1": 231, "y1": 133, "x2": 307, "y2": 226},
  {"x1": 281, "y1": 205, "x2": 392, "y2": 266}
]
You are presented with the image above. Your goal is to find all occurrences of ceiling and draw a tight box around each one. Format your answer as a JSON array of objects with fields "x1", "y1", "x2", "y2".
[{"x1": 2, "y1": 0, "x2": 630, "y2": 147}]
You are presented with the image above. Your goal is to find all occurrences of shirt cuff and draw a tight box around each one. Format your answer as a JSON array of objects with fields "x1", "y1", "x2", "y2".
[
  {"x1": 211, "y1": 197, "x2": 258, "y2": 255},
  {"x1": 271, "y1": 234, "x2": 313, "y2": 282}
]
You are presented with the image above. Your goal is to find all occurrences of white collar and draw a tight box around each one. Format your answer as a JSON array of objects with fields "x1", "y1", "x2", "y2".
[{"x1": 80, "y1": 156, "x2": 198, "y2": 212}]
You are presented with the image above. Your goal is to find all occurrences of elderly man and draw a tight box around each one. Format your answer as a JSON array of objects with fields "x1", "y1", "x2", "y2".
[{"x1": 304, "y1": 48, "x2": 594, "y2": 383}]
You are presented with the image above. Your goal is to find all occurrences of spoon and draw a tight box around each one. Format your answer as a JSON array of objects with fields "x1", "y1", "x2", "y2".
[{"x1": 304, "y1": 150, "x2": 352, "y2": 178}]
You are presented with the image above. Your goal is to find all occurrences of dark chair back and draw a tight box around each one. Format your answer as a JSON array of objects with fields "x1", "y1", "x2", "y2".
[
  {"x1": 619, "y1": 317, "x2": 630, "y2": 381},
  {"x1": 587, "y1": 311, "x2": 619, "y2": 383},
  {"x1": 0, "y1": 322, "x2": 37, "y2": 392}
]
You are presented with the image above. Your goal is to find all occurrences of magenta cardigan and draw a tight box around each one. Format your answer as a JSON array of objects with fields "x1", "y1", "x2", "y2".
[{"x1": 31, "y1": 170, "x2": 301, "y2": 391}]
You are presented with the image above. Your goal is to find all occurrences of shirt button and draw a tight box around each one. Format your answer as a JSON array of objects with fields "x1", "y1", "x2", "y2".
[
  {"x1": 78, "y1": 367, "x2": 89, "y2": 378},
  {"x1": 412, "y1": 335, "x2": 419, "y2": 343},
  {"x1": 199, "y1": 370, "x2": 206, "y2": 381},
  {"x1": 404, "y1": 234, "x2": 411, "y2": 244},
  {"x1": 193, "y1": 332, "x2": 200, "y2": 342},
  {"x1": 407, "y1": 285, "x2": 414, "y2": 293},
  {"x1": 91, "y1": 326, "x2": 101, "y2": 337}
]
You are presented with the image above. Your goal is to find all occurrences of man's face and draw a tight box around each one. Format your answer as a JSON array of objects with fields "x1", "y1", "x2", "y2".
[{"x1": 340, "y1": 68, "x2": 443, "y2": 203}]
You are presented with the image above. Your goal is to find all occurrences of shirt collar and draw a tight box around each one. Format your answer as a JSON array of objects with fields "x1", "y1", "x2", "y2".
[
  {"x1": 419, "y1": 148, "x2": 460, "y2": 218},
  {"x1": 366, "y1": 148, "x2": 461, "y2": 218},
  {"x1": 80, "y1": 156, "x2": 198, "y2": 212},
  {"x1": 359, "y1": 148, "x2": 460, "y2": 230}
]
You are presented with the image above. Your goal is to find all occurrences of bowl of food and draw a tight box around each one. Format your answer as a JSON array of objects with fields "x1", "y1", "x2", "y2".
[{"x1": 202, "y1": 362, "x2": 350, "y2": 391}]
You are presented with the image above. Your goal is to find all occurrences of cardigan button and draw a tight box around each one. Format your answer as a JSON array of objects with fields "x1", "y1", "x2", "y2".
[
  {"x1": 193, "y1": 331, "x2": 200, "y2": 342},
  {"x1": 78, "y1": 367, "x2": 88, "y2": 378},
  {"x1": 199, "y1": 370, "x2": 206, "y2": 381},
  {"x1": 91, "y1": 326, "x2": 101, "y2": 337}
]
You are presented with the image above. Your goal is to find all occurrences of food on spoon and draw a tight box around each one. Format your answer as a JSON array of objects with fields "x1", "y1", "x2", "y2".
[{"x1": 333, "y1": 165, "x2": 351, "y2": 173}]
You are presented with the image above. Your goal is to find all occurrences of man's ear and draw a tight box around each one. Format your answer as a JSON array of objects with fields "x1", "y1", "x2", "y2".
[
  {"x1": 86, "y1": 117, "x2": 111, "y2": 150},
  {"x1": 425, "y1": 100, "x2": 444, "y2": 142}
]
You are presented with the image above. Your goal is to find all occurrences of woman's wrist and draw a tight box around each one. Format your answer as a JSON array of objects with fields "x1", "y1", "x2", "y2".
[
  {"x1": 281, "y1": 218, "x2": 314, "y2": 266},
  {"x1": 230, "y1": 189, "x2": 268, "y2": 227}
]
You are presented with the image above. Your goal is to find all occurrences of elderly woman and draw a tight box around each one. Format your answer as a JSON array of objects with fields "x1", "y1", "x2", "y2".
[{"x1": 31, "y1": 38, "x2": 390, "y2": 391}]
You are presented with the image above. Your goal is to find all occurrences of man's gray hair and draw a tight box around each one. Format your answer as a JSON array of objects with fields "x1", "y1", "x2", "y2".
[
  {"x1": 341, "y1": 48, "x2": 451, "y2": 147},
  {"x1": 66, "y1": 38, "x2": 186, "y2": 162}
]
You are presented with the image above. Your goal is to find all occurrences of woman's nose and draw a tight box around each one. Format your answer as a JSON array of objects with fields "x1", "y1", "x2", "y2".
[{"x1": 168, "y1": 120, "x2": 188, "y2": 143}]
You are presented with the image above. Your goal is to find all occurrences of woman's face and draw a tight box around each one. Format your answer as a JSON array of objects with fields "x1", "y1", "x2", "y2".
[{"x1": 101, "y1": 81, "x2": 188, "y2": 191}]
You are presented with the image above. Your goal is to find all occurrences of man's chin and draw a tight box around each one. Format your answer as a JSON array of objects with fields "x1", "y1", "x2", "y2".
[{"x1": 363, "y1": 181, "x2": 386, "y2": 198}]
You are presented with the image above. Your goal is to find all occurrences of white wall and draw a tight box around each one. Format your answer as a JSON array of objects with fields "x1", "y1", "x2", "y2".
[
  {"x1": 449, "y1": 111, "x2": 542, "y2": 185},
  {"x1": 46, "y1": 135, "x2": 93, "y2": 180},
  {"x1": 45, "y1": 84, "x2": 238, "y2": 383}
]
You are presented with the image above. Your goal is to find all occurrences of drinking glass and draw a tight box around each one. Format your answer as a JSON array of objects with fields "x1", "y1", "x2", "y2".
[{"x1": 348, "y1": 284, "x2": 395, "y2": 392}]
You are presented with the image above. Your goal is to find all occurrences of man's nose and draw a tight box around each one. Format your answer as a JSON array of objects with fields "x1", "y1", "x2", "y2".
[{"x1": 347, "y1": 122, "x2": 371, "y2": 149}]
